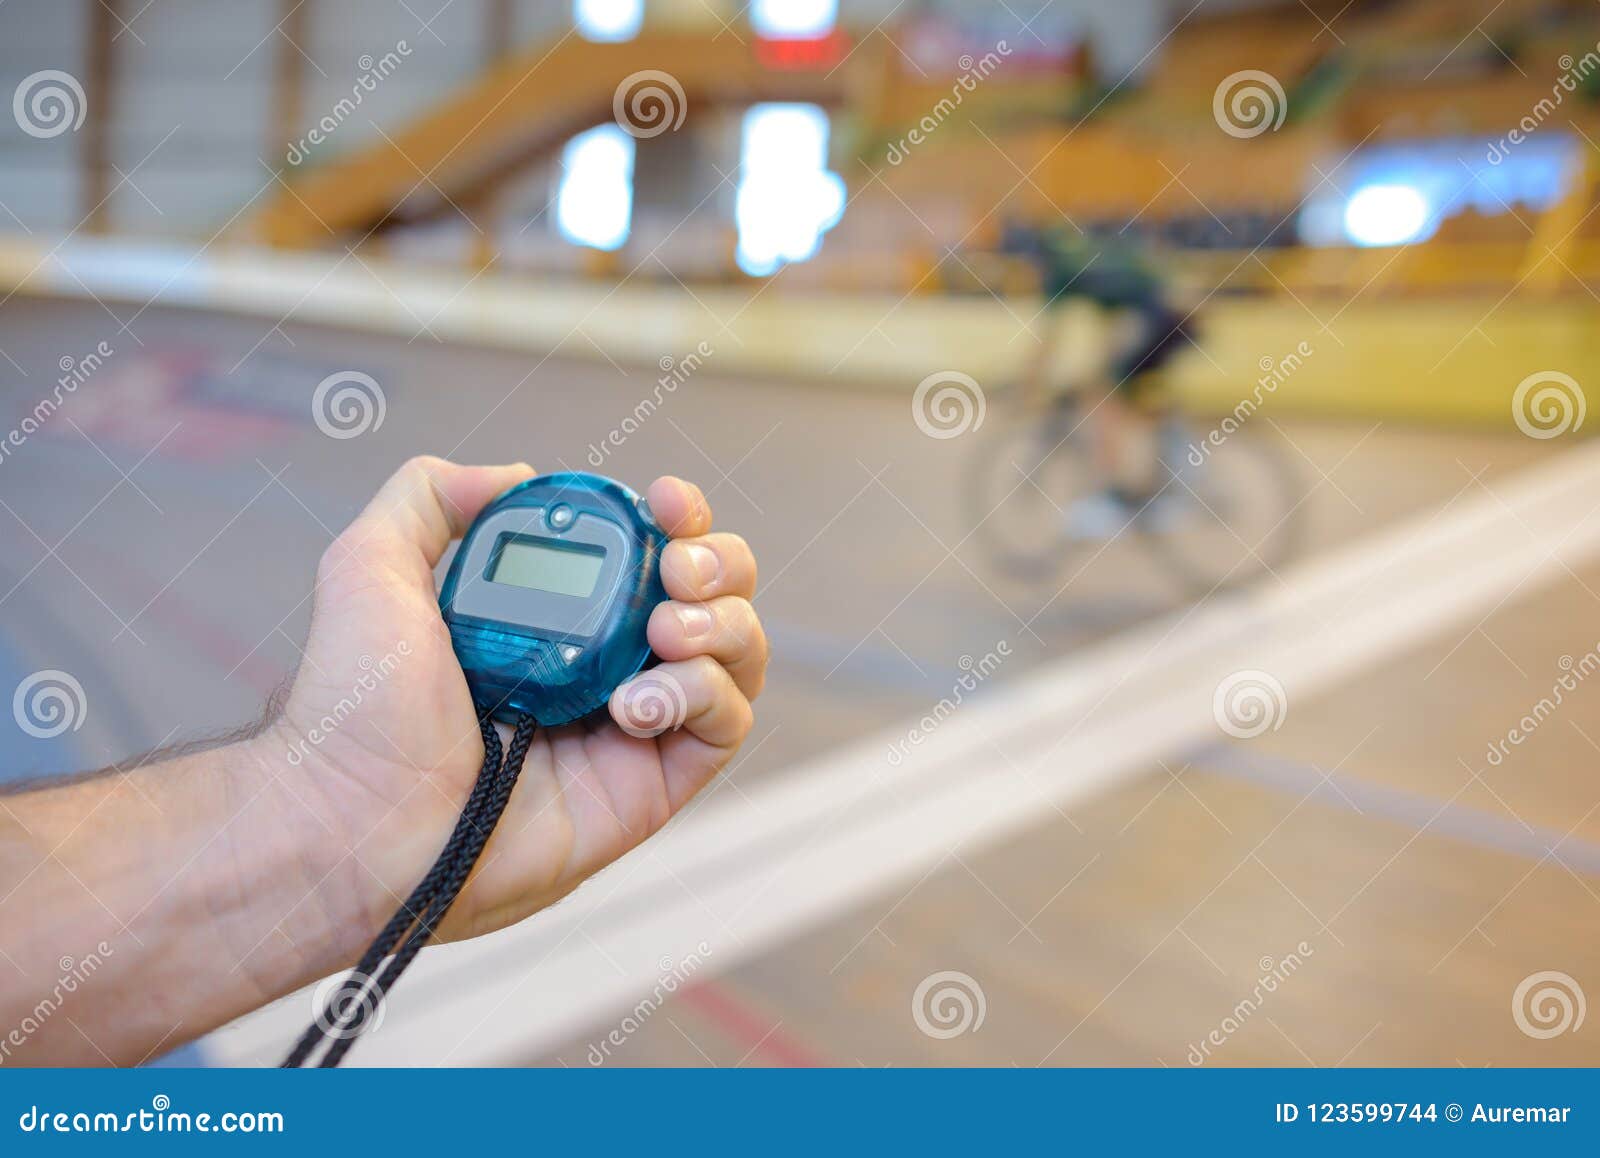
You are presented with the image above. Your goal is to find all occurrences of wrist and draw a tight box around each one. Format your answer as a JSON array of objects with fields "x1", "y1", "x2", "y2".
[
  {"x1": 241, "y1": 718, "x2": 464, "y2": 974},
  {"x1": 0, "y1": 731, "x2": 387, "y2": 1063},
  {"x1": 207, "y1": 727, "x2": 389, "y2": 997}
]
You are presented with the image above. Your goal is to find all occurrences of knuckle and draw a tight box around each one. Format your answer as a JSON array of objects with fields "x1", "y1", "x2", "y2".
[
  {"x1": 731, "y1": 690, "x2": 755, "y2": 738},
  {"x1": 400, "y1": 454, "x2": 448, "y2": 490},
  {"x1": 720, "y1": 596, "x2": 757, "y2": 636},
  {"x1": 404, "y1": 453, "x2": 445, "y2": 475},
  {"x1": 721, "y1": 533, "x2": 755, "y2": 581},
  {"x1": 736, "y1": 604, "x2": 768, "y2": 664},
  {"x1": 316, "y1": 527, "x2": 361, "y2": 583},
  {"x1": 696, "y1": 654, "x2": 733, "y2": 696}
]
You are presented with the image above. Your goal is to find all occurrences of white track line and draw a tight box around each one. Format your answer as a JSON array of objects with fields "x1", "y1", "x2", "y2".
[{"x1": 205, "y1": 442, "x2": 1600, "y2": 1066}]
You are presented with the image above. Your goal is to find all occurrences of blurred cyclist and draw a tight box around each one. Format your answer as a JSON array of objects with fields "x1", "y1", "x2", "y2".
[{"x1": 1006, "y1": 222, "x2": 1195, "y2": 538}]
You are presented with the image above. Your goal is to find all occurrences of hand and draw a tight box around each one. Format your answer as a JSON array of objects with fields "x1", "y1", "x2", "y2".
[{"x1": 268, "y1": 456, "x2": 766, "y2": 947}]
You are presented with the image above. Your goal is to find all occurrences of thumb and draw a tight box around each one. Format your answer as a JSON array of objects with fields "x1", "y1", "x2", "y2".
[{"x1": 347, "y1": 456, "x2": 536, "y2": 570}]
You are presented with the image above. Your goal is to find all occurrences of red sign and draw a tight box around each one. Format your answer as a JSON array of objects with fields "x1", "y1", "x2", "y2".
[{"x1": 755, "y1": 31, "x2": 850, "y2": 71}]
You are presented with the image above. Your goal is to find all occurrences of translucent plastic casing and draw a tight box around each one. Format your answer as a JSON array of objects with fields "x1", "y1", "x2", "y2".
[{"x1": 439, "y1": 472, "x2": 668, "y2": 725}]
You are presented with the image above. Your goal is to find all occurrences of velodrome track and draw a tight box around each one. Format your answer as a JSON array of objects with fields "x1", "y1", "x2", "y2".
[{"x1": 2, "y1": 297, "x2": 1597, "y2": 1066}]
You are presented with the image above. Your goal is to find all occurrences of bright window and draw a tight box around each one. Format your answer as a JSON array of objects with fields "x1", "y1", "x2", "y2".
[
  {"x1": 751, "y1": 0, "x2": 837, "y2": 39},
  {"x1": 574, "y1": 0, "x2": 643, "y2": 43},
  {"x1": 557, "y1": 125, "x2": 635, "y2": 251},
  {"x1": 1342, "y1": 184, "x2": 1432, "y2": 248},
  {"x1": 735, "y1": 103, "x2": 845, "y2": 277},
  {"x1": 1299, "y1": 135, "x2": 1578, "y2": 248}
]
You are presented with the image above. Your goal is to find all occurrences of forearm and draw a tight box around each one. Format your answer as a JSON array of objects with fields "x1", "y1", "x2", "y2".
[{"x1": 0, "y1": 730, "x2": 375, "y2": 1066}]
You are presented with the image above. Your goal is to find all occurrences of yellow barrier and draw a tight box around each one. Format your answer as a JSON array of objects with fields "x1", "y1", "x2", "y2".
[
  {"x1": 1178, "y1": 297, "x2": 1600, "y2": 428},
  {"x1": 1, "y1": 237, "x2": 1594, "y2": 430}
]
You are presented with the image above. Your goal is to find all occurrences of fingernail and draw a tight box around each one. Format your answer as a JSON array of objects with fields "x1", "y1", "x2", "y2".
[
  {"x1": 675, "y1": 604, "x2": 714, "y2": 638},
  {"x1": 683, "y1": 543, "x2": 719, "y2": 588}
]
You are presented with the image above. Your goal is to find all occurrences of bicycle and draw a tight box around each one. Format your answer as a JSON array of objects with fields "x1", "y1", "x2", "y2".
[{"x1": 965, "y1": 383, "x2": 1304, "y2": 596}]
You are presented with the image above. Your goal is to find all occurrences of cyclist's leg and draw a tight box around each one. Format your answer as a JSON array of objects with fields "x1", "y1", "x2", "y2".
[
  {"x1": 1101, "y1": 305, "x2": 1191, "y2": 499},
  {"x1": 1081, "y1": 370, "x2": 1162, "y2": 500},
  {"x1": 1057, "y1": 374, "x2": 1149, "y2": 539}
]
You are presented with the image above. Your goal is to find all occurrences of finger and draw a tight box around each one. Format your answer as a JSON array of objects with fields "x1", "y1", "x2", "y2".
[
  {"x1": 608, "y1": 656, "x2": 752, "y2": 751},
  {"x1": 647, "y1": 597, "x2": 767, "y2": 699},
  {"x1": 646, "y1": 476, "x2": 711, "y2": 539},
  {"x1": 660, "y1": 533, "x2": 757, "y2": 601},
  {"x1": 349, "y1": 456, "x2": 535, "y2": 569}
]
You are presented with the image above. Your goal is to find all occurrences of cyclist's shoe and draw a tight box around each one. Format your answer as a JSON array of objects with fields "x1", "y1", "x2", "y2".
[
  {"x1": 1139, "y1": 489, "x2": 1190, "y2": 533},
  {"x1": 1063, "y1": 489, "x2": 1138, "y2": 541}
]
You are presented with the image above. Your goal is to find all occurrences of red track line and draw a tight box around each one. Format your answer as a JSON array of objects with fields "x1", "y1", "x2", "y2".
[{"x1": 678, "y1": 980, "x2": 827, "y2": 1068}]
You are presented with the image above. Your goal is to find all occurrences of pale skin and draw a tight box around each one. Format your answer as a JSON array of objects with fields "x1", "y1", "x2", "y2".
[
  {"x1": 0, "y1": 457, "x2": 768, "y2": 1066},
  {"x1": 1024, "y1": 306, "x2": 1153, "y2": 492}
]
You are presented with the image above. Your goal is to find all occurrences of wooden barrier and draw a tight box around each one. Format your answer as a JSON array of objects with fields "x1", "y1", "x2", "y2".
[{"x1": 2, "y1": 236, "x2": 1596, "y2": 430}]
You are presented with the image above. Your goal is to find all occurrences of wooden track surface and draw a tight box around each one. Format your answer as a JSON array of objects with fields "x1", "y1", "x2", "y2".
[{"x1": 0, "y1": 299, "x2": 1594, "y2": 1067}]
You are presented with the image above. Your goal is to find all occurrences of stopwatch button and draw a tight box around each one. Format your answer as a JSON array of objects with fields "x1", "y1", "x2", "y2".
[
  {"x1": 636, "y1": 496, "x2": 659, "y2": 528},
  {"x1": 547, "y1": 503, "x2": 574, "y2": 531},
  {"x1": 559, "y1": 644, "x2": 582, "y2": 664}
]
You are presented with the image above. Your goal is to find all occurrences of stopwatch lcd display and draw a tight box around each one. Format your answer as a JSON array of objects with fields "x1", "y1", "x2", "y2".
[{"x1": 489, "y1": 538, "x2": 605, "y2": 599}]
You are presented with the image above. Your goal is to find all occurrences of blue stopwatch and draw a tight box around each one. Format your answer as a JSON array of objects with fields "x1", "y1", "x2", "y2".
[
  {"x1": 439, "y1": 472, "x2": 668, "y2": 726},
  {"x1": 290, "y1": 471, "x2": 669, "y2": 1065}
]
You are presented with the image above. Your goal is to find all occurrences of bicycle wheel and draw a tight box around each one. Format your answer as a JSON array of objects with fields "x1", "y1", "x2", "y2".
[
  {"x1": 1138, "y1": 417, "x2": 1304, "y2": 595},
  {"x1": 964, "y1": 401, "x2": 1107, "y2": 580}
]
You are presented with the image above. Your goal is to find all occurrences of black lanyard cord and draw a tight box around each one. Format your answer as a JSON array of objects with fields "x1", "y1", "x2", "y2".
[
  {"x1": 281, "y1": 712, "x2": 503, "y2": 1067},
  {"x1": 282, "y1": 707, "x2": 536, "y2": 1068},
  {"x1": 312, "y1": 712, "x2": 535, "y2": 1069}
]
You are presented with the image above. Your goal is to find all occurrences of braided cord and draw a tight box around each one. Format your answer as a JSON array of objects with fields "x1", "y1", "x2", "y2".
[
  {"x1": 282, "y1": 713, "x2": 502, "y2": 1068},
  {"x1": 315, "y1": 713, "x2": 535, "y2": 1067},
  {"x1": 282, "y1": 708, "x2": 534, "y2": 1068}
]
